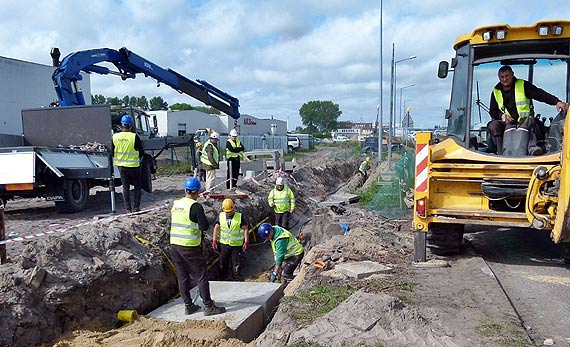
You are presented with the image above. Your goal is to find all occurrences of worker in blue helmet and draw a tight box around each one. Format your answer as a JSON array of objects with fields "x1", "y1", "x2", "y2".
[
  {"x1": 258, "y1": 222, "x2": 304, "y2": 284},
  {"x1": 169, "y1": 177, "x2": 226, "y2": 316},
  {"x1": 112, "y1": 114, "x2": 144, "y2": 213}
]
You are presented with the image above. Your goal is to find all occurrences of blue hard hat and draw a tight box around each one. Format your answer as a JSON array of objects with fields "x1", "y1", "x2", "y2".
[
  {"x1": 258, "y1": 223, "x2": 273, "y2": 239},
  {"x1": 121, "y1": 115, "x2": 133, "y2": 125},
  {"x1": 184, "y1": 177, "x2": 201, "y2": 191}
]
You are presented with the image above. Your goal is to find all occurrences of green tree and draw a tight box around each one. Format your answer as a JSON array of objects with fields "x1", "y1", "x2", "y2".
[
  {"x1": 136, "y1": 96, "x2": 149, "y2": 110},
  {"x1": 170, "y1": 102, "x2": 193, "y2": 110},
  {"x1": 91, "y1": 94, "x2": 106, "y2": 104},
  {"x1": 122, "y1": 95, "x2": 130, "y2": 107},
  {"x1": 193, "y1": 106, "x2": 221, "y2": 114},
  {"x1": 149, "y1": 96, "x2": 168, "y2": 110},
  {"x1": 106, "y1": 96, "x2": 121, "y2": 105},
  {"x1": 299, "y1": 100, "x2": 341, "y2": 134}
]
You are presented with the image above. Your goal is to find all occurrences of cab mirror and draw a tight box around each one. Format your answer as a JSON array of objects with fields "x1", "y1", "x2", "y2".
[{"x1": 438, "y1": 61, "x2": 449, "y2": 79}]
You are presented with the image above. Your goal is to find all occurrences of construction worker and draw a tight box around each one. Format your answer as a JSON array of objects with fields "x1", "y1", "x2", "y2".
[
  {"x1": 112, "y1": 114, "x2": 144, "y2": 213},
  {"x1": 358, "y1": 156, "x2": 371, "y2": 181},
  {"x1": 195, "y1": 142, "x2": 206, "y2": 182},
  {"x1": 200, "y1": 132, "x2": 220, "y2": 192},
  {"x1": 267, "y1": 177, "x2": 295, "y2": 229},
  {"x1": 212, "y1": 198, "x2": 249, "y2": 280},
  {"x1": 257, "y1": 222, "x2": 304, "y2": 284},
  {"x1": 226, "y1": 128, "x2": 244, "y2": 189},
  {"x1": 169, "y1": 177, "x2": 226, "y2": 316}
]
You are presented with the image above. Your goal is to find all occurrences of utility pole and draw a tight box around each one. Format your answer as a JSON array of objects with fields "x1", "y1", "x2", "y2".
[{"x1": 378, "y1": 0, "x2": 383, "y2": 164}]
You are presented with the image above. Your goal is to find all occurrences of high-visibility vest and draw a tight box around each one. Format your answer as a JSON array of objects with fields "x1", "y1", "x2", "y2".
[
  {"x1": 200, "y1": 140, "x2": 219, "y2": 166},
  {"x1": 170, "y1": 198, "x2": 201, "y2": 247},
  {"x1": 113, "y1": 132, "x2": 140, "y2": 167},
  {"x1": 219, "y1": 212, "x2": 244, "y2": 246},
  {"x1": 268, "y1": 186, "x2": 295, "y2": 213},
  {"x1": 359, "y1": 160, "x2": 369, "y2": 173},
  {"x1": 493, "y1": 79, "x2": 531, "y2": 121},
  {"x1": 226, "y1": 138, "x2": 243, "y2": 159},
  {"x1": 270, "y1": 227, "x2": 304, "y2": 259}
]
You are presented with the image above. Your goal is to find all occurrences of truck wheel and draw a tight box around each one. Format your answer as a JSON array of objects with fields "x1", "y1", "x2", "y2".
[
  {"x1": 55, "y1": 179, "x2": 89, "y2": 213},
  {"x1": 288, "y1": 145, "x2": 294, "y2": 152},
  {"x1": 426, "y1": 223, "x2": 464, "y2": 255},
  {"x1": 561, "y1": 243, "x2": 570, "y2": 265}
]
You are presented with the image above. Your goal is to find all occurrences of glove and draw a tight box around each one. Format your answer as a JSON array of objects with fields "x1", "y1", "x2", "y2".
[
  {"x1": 211, "y1": 239, "x2": 218, "y2": 250},
  {"x1": 269, "y1": 272, "x2": 277, "y2": 283}
]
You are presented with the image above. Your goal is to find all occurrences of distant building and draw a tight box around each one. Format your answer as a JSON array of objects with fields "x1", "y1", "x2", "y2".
[{"x1": 333, "y1": 121, "x2": 373, "y2": 138}]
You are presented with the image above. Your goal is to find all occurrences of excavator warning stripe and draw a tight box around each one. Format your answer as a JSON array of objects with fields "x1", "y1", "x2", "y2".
[
  {"x1": 415, "y1": 144, "x2": 428, "y2": 192},
  {"x1": 6, "y1": 183, "x2": 34, "y2": 191}
]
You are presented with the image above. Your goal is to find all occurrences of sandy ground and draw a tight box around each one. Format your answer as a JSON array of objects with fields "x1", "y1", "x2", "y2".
[{"x1": 0, "y1": 144, "x2": 530, "y2": 347}]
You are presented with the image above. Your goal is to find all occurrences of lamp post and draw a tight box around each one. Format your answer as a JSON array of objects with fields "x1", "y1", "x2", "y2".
[
  {"x1": 388, "y1": 48, "x2": 416, "y2": 169},
  {"x1": 399, "y1": 84, "x2": 414, "y2": 127}
]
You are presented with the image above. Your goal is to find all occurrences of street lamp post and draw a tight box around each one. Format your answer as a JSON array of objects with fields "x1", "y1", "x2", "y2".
[
  {"x1": 388, "y1": 48, "x2": 416, "y2": 170},
  {"x1": 399, "y1": 84, "x2": 414, "y2": 127}
]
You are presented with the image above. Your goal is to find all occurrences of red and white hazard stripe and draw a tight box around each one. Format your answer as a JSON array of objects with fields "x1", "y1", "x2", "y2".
[{"x1": 415, "y1": 143, "x2": 429, "y2": 192}]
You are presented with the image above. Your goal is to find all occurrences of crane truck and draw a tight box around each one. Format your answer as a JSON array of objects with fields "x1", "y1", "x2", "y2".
[
  {"x1": 413, "y1": 21, "x2": 570, "y2": 262},
  {"x1": 0, "y1": 47, "x2": 239, "y2": 212}
]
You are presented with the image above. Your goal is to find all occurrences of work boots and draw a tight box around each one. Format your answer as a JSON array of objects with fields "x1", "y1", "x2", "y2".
[
  {"x1": 204, "y1": 302, "x2": 226, "y2": 316},
  {"x1": 185, "y1": 303, "x2": 200, "y2": 315}
]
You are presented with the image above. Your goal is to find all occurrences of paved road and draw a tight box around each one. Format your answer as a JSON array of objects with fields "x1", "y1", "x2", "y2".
[{"x1": 466, "y1": 227, "x2": 570, "y2": 345}]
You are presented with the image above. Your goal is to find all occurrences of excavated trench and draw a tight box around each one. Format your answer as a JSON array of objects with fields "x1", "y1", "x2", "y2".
[{"x1": 0, "y1": 158, "x2": 359, "y2": 347}]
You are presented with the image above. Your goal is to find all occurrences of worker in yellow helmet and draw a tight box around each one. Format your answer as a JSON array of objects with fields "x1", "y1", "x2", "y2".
[
  {"x1": 212, "y1": 198, "x2": 249, "y2": 280},
  {"x1": 358, "y1": 156, "x2": 371, "y2": 181}
]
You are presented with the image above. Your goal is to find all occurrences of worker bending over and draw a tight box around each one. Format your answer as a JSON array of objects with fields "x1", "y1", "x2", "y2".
[
  {"x1": 212, "y1": 199, "x2": 249, "y2": 280},
  {"x1": 358, "y1": 156, "x2": 371, "y2": 181},
  {"x1": 257, "y1": 222, "x2": 304, "y2": 284},
  {"x1": 267, "y1": 177, "x2": 295, "y2": 229}
]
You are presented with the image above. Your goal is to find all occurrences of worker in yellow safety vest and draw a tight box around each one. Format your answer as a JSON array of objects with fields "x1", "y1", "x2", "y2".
[
  {"x1": 267, "y1": 177, "x2": 295, "y2": 229},
  {"x1": 226, "y1": 129, "x2": 244, "y2": 189},
  {"x1": 257, "y1": 222, "x2": 304, "y2": 284},
  {"x1": 200, "y1": 132, "x2": 220, "y2": 192},
  {"x1": 358, "y1": 156, "x2": 371, "y2": 181},
  {"x1": 212, "y1": 198, "x2": 249, "y2": 280},
  {"x1": 112, "y1": 114, "x2": 144, "y2": 213},
  {"x1": 169, "y1": 177, "x2": 226, "y2": 316}
]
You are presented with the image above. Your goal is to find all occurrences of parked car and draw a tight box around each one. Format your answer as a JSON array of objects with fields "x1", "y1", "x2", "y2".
[
  {"x1": 287, "y1": 136, "x2": 302, "y2": 151},
  {"x1": 333, "y1": 135, "x2": 349, "y2": 142}
]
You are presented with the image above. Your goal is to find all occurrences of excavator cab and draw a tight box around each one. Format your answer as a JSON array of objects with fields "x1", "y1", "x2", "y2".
[{"x1": 413, "y1": 21, "x2": 570, "y2": 262}]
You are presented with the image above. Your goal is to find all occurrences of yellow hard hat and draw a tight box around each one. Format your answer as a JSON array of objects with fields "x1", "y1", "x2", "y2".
[
  {"x1": 222, "y1": 198, "x2": 234, "y2": 212},
  {"x1": 196, "y1": 142, "x2": 202, "y2": 148},
  {"x1": 366, "y1": 156, "x2": 371, "y2": 162}
]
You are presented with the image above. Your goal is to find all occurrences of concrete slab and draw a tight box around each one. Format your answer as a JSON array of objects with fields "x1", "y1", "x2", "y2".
[
  {"x1": 335, "y1": 261, "x2": 392, "y2": 279},
  {"x1": 147, "y1": 281, "x2": 284, "y2": 343},
  {"x1": 319, "y1": 192, "x2": 360, "y2": 207}
]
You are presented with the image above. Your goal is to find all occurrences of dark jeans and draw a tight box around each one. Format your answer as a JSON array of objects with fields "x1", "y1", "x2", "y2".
[
  {"x1": 119, "y1": 166, "x2": 142, "y2": 211},
  {"x1": 219, "y1": 243, "x2": 242, "y2": 280},
  {"x1": 226, "y1": 158, "x2": 240, "y2": 189},
  {"x1": 274, "y1": 212, "x2": 291, "y2": 229},
  {"x1": 488, "y1": 117, "x2": 540, "y2": 153},
  {"x1": 170, "y1": 244, "x2": 213, "y2": 306},
  {"x1": 282, "y1": 252, "x2": 304, "y2": 280}
]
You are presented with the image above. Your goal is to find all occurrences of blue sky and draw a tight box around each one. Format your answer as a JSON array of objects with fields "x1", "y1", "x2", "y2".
[{"x1": 2, "y1": 0, "x2": 570, "y2": 130}]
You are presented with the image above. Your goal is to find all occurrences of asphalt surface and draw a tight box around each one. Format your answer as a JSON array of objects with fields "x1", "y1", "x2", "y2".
[{"x1": 466, "y1": 226, "x2": 570, "y2": 346}]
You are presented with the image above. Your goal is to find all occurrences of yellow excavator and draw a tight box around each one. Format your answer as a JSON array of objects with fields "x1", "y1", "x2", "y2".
[{"x1": 413, "y1": 21, "x2": 570, "y2": 262}]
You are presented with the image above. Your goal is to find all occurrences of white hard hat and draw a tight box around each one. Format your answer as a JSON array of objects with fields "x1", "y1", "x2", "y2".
[
  {"x1": 276, "y1": 177, "x2": 284, "y2": 185},
  {"x1": 229, "y1": 129, "x2": 238, "y2": 137},
  {"x1": 210, "y1": 132, "x2": 220, "y2": 139}
]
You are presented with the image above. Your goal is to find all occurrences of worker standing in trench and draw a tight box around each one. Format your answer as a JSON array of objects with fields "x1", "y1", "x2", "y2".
[
  {"x1": 169, "y1": 177, "x2": 226, "y2": 316},
  {"x1": 212, "y1": 198, "x2": 249, "y2": 280},
  {"x1": 257, "y1": 222, "x2": 304, "y2": 284},
  {"x1": 267, "y1": 177, "x2": 295, "y2": 229}
]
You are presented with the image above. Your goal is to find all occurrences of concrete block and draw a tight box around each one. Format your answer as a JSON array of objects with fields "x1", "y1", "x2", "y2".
[{"x1": 335, "y1": 261, "x2": 392, "y2": 279}]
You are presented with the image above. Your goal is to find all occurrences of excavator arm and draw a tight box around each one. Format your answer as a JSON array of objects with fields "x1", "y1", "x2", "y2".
[{"x1": 50, "y1": 47, "x2": 240, "y2": 119}]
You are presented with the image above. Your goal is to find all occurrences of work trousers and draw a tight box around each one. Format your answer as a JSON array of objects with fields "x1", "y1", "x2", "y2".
[
  {"x1": 170, "y1": 244, "x2": 213, "y2": 306},
  {"x1": 119, "y1": 166, "x2": 142, "y2": 211},
  {"x1": 226, "y1": 158, "x2": 241, "y2": 189},
  {"x1": 274, "y1": 211, "x2": 291, "y2": 229},
  {"x1": 488, "y1": 117, "x2": 540, "y2": 153},
  {"x1": 205, "y1": 169, "x2": 216, "y2": 192},
  {"x1": 219, "y1": 243, "x2": 242, "y2": 280},
  {"x1": 281, "y1": 252, "x2": 304, "y2": 281}
]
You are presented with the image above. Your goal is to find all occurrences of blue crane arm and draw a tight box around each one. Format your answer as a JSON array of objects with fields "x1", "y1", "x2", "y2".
[{"x1": 51, "y1": 47, "x2": 240, "y2": 119}]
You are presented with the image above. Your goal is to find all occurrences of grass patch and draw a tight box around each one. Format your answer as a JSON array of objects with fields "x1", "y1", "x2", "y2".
[
  {"x1": 475, "y1": 320, "x2": 528, "y2": 347},
  {"x1": 155, "y1": 162, "x2": 194, "y2": 175},
  {"x1": 284, "y1": 284, "x2": 356, "y2": 325}
]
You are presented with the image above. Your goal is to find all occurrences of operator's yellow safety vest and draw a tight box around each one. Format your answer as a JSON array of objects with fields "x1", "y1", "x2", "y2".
[
  {"x1": 219, "y1": 212, "x2": 244, "y2": 246},
  {"x1": 493, "y1": 79, "x2": 531, "y2": 121},
  {"x1": 268, "y1": 186, "x2": 295, "y2": 213},
  {"x1": 200, "y1": 140, "x2": 219, "y2": 166},
  {"x1": 226, "y1": 138, "x2": 243, "y2": 159},
  {"x1": 170, "y1": 198, "x2": 201, "y2": 247},
  {"x1": 113, "y1": 132, "x2": 140, "y2": 167},
  {"x1": 270, "y1": 227, "x2": 304, "y2": 259},
  {"x1": 359, "y1": 160, "x2": 369, "y2": 173}
]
